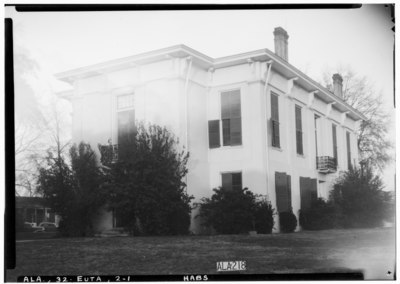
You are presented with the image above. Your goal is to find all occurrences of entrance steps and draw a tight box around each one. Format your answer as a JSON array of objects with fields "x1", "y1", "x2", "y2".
[{"x1": 95, "y1": 227, "x2": 129, "y2": 237}]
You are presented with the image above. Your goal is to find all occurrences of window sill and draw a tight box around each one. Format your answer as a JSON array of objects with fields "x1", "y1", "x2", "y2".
[
  {"x1": 297, "y1": 154, "x2": 305, "y2": 158},
  {"x1": 209, "y1": 145, "x2": 243, "y2": 150},
  {"x1": 271, "y1": 146, "x2": 283, "y2": 152}
]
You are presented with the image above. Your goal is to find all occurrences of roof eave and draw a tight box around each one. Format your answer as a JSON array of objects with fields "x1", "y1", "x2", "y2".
[
  {"x1": 55, "y1": 45, "x2": 366, "y2": 122},
  {"x1": 261, "y1": 49, "x2": 366, "y2": 121},
  {"x1": 55, "y1": 44, "x2": 214, "y2": 83}
]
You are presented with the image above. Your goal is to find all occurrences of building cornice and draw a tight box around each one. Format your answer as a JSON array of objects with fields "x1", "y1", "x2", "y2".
[{"x1": 55, "y1": 44, "x2": 366, "y2": 121}]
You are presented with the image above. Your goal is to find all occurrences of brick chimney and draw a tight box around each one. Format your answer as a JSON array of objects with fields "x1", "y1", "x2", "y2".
[
  {"x1": 273, "y1": 27, "x2": 289, "y2": 61},
  {"x1": 332, "y1": 73, "x2": 343, "y2": 98}
]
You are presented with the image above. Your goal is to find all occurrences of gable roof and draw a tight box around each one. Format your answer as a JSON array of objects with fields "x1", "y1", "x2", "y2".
[{"x1": 56, "y1": 44, "x2": 366, "y2": 121}]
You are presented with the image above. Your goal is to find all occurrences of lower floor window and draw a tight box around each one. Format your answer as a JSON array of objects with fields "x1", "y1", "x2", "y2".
[
  {"x1": 221, "y1": 172, "x2": 242, "y2": 191},
  {"x1": 275, "y1": 172, "x2": 292, "y2": 212}
]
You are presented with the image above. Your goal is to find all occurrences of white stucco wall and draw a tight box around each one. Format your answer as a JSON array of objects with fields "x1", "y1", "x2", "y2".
[{"x1": 63, "y1": 53, "x2": 362, "y2": 234}]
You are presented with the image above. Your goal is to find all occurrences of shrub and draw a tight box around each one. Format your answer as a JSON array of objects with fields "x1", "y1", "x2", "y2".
[
  {"x1": 101, "y1": 123, "x2": 193, "y2": 236},
  {"x1": 37, "y1": 142, "x2": 106, "y2": 237},
  {"x1": 330, "y1": 166, "x2": 389, "y2": 228},
  {"x1": 279, "y1": 211, "x2": 297, "y2": 233},
  {"x1": 198, "y1": 188, "x2": 275, "y2": 235},
  {"x1": 254, "y1": 198, "x2": 275, "y2": 234},
  {"x1": 198, "y1": 187, "x2": 255, "y2": 234},
  {"x1": 299, "y1": 198, "x2": 339, "y2": 230}
]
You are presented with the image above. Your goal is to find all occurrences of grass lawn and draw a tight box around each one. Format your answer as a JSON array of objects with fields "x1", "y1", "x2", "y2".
[{"x1": 6, "y1": 227, "x2": 395, "y2": 281}]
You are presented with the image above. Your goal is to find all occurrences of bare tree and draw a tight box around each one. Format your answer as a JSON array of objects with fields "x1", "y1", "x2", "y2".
[
  {"x1": 14, "y1": 46, "x2": 71, "y2": 196},
  {"x1": 323, "y1": 69, "x2": 392, "y2": 171}
]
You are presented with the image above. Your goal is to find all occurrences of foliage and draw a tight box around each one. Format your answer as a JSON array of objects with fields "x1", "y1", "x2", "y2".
[
  {"x1": 14, "y1": 46, "x2": 72, "y2": 197},
  {"x1": 101, "y1": 123, "x2": 193, "y2": 236},
  {"x1": 198, "y1": 187, "x2": 275, "y2": 234},
  {"x1": 330, "y1": 166, "x2": 389, "y2": 228},
  {"x1": 381, "y1": 191, "x2": 395, "y2": 223},
  {"x1": 37, "y1": 142, "x2": 106, "y2": 236},
  {"x1": 198, "y1": 187, "x2": 257, "y2": 234},
  {"x1": 323, "y1": 69, "x2": 392, "y2": 171},
  {"x1": 299, "y1": 198, "x2": 339, "y2": 230},
  {"x1": 253, "y1": 198, "x2": 275, "y2": 234},
  {"x1": 279, "y1": 211, "x2": 297, "y2": 233}
]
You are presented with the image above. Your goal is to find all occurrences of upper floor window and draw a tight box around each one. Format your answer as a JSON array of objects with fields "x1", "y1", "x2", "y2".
[
  {"x1": 221, "y1": 172, "x2": 242, "y2": 191},
  {"x1": 221, "y1": 90, "x2": 242, "y2": 146},
  {"x1": 117, "y1": 94, "x2": 135, "y2": 149},
  {"x1": 346, "y1": 131, "x2": 352, "y2": 169},
  {"x1": 314, "y1": 114, "x2": 320, "y2": 157},
  {"x1": 271, "y1": 93, "x2": 280, "y2": 148},
  {"x1": 208, "y1": 120, "x2": 220, "y2": 148},
  {"x1": 117, "y1": 94, "x2": 134, "y2": 110},
  {"x1": 332, "y1": 124, "x2": 338, "y2": 165},
  {"x1": 295, "y1": 105, "x2": 303, "y2": 155}
]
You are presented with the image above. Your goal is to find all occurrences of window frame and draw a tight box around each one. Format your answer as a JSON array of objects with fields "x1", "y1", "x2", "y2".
[
  {"x1": 346, "y1": 131, "x2": 352, "y2": 169},
  {"x1": 208, "y1": 119, "x2": 221, "y2": 148},
  {"x1": 220, "y1": 89, "x2": 242, "y2": 147},
  {"x1": 117, "y1": 93, "x2": 135, "y2": 111},
  {"x1": 271, "y1": 92, "x2": 280, "y2": 148},
  {"x1": 295, "y1": 105, "x2": 303, "y2": 155},
  {"x1": 314, "y1": 114, "x2": 320, "y2": 168},
  {"x1": 332, "y1": 124, "x2": 338, "y2": 166},
  {"x1": 221, "y1": 171, "x2": 242, "y2": 191},
  {"x1": 116, "y1": 93, "x2": 135, "y2": 147}
]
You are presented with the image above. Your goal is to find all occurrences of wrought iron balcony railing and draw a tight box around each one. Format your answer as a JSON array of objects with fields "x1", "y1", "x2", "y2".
[
  {"x1": 98, "y1": 144, "x2": 118, "y2": 166},
  {"x1": 316, "y1": 156, "x2": 337, "y2": 174}
]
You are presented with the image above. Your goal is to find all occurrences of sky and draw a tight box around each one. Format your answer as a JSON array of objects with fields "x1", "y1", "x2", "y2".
[{"x1": 6, "y1": 4, "x2": 396, "y2": 189}]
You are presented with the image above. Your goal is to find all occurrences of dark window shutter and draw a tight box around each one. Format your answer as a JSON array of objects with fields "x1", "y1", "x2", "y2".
[
  {"x1": 300, "y1": 177, "x2": 307, "y2": 210},
  {"x1": 271, "y1": 93, "x2": 280, "y2": 148},
  {"x1": 295, "y1": 106, "x2": 302, "y2": 131},
  {"x1": 232, "y1": 173, "x2": 242, "y2": 191},
  {"x1": 118, "y1": 109, "x2": 135, "y2": 146},
  {"x1": 271, "y1": 93, "x2": 279, "y2": 121},
  {"x1": 118, "y1": 109, "x2": 135, "y2": 159},
  {"x1": 300, "y1": 177, "x2": 311, "y2": 210},
  {"x1": 346, "y1": 132, "x2": 351, "y2": 169},
  {"x1": 314, "y1": 115, "x2": 320, "y2": 165},
  {"x1": 230, "y1": 117, "x2": 242, "y2": 145},
  {"x1": 208, "y1": 120, "x2": 220, "y2": 148},
  {"x1": 222, "y1": 172, "x2": 242, "y2": 191},
  {"x1": 295, "y1": 106, "x2": 303, "y2": 155},
  {"x1": 222, "y1": 119, "x2": 230, "y2": 146},
  {"x1": 275, "y1": 172, "x2": 289, "y2": 212},
  {"x1": 286, "y1": 174, "x2": 292, "y2": 211},
  {"x1": 310, "y1": 179, "x2": 318, "y2": 203},
  {"x1": 296, "y1": 130, "x2": 303, "y2": 155},
  {"x1": 271, "y1": 120, "x2": 280, "y2": 148},
  {"x1": 332, "y1": 124, "x2": 338, "y2": 164},
  {"x1": 300, "y1": 177, "x2": 318, "y2": 211},
  {"x1": 222, "y1": 173, "x2": 232, "y2": 191}
]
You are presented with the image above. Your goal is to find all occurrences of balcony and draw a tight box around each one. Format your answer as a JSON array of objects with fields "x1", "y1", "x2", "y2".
[
  {"x1": 98, "y1": 144, "x2": 118, "y2": 166},
  {"x1": 316, "y1": 156, "x2": 337, "y2": 174}
]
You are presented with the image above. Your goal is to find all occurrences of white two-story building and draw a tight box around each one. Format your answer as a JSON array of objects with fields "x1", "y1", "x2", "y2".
[{"x1": 56, "y1": 27, "x2": 365, "y2": 233}]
